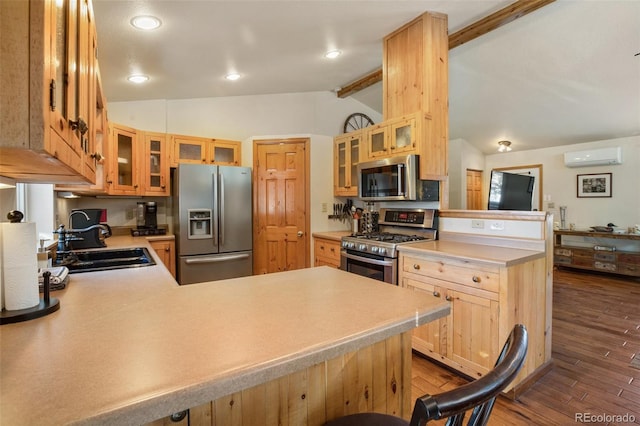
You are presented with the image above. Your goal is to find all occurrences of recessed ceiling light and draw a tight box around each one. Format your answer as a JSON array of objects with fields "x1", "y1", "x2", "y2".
[
  {"x1": 324, "y1": 50, "x2": 342, "y2": 59},
  {"x1": 130, "y1": 15, "x2": 162, "y2": 30},
  {"x1": 225, "y1": 73, "x2": 241, "y2": 81},
  {"x1": 127, "y1": 74, "x2": 149, "y2": 84}
]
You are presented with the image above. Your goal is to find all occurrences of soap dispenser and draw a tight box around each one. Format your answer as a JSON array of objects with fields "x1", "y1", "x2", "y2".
[{"x1": 37, "y1": 239, "x2": 52, "y2": 270}]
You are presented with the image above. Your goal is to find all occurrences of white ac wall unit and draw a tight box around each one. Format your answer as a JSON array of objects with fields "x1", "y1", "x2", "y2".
[{"x1": 563, "y1": 147, "x2": 622, "y2": 168}]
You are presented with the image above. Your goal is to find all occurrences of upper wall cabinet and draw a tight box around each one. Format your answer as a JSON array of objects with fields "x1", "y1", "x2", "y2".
[
  {"x1": 0, "y1": 0, "x2": 101, "y2": 184},
  {"x1": 334, "y1": 130, "x2": 362, "y2": 196},
  {"x1": 381, "y1": 12, "x2": 449, "y2": 181},
  {"x1": 142, "y1": 131, "x2": 170, "y2": 196},
  {"x1": 365, "y1": 112, "x2": 419, "y2": 160},
  {"x1": 170, "y1": 134, "x2": 241, "y2": 167}
]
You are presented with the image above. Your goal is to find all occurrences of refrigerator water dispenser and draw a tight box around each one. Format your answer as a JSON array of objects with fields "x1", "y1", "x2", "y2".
[{"x1": 188, "y1": 209, "x2": 213, "y2": 239}]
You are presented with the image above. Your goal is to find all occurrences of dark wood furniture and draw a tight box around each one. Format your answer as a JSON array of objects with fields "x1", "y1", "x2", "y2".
[{"x1": 553, "y1": 229, "x2": 640, "y2": 277}]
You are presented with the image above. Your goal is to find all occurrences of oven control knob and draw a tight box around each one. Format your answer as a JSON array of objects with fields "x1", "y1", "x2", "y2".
[
  {"x1": 379, "y1": 248, "x2": 387, "y2": 255},
  {"x1": 371, "y1": 246, "x2": 379, "y2": 253},
  {"x1": 358, "y1": 244, "x2": 367, "y2": 251},
  {"x1": 348, "y1": 242, "x2": 355, "y2": 249}
]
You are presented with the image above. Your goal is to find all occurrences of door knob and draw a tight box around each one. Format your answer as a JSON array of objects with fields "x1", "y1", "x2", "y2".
[{"x1": 297, "y1": 231, "x2": 304, "y2": 237}]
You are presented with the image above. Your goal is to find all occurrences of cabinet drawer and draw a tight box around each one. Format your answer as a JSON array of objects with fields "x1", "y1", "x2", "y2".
[
  {"x1": 618, "y1": 263, "x2": 640, "y2": 276},
  {"x1": 314, "y1": 240, "x2": 341, "y2": 262},
  {"x1": 594, "y1": 261, "x2": 616, "y2": 272},
  {"x1": 402, "y1": 256, "x2": 499, "y2": 293},
  {"x1": 618, "y1": 253, "x2": 640, "y2": 265},
  {"x1": 554, "y1": 248, "x2": 572, "y2": 257},
  {"x1": 594, "y1": 252, "x2": 616, "y2": 262}
]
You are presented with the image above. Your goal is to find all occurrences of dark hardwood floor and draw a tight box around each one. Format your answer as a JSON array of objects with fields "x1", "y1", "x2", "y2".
[{"x1": 411, "y1": 268, "x2": 640, "y2": 425}]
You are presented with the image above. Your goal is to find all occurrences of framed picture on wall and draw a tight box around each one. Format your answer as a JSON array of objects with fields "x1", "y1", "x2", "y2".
[{"x1": 577, "y1": 173, "x2": 612, "y2": 198}]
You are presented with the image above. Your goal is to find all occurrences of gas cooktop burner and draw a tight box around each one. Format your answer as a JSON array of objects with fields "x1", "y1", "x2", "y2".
[{"x1": 350, "y1": 232, "x2": 427, "y2": 243}]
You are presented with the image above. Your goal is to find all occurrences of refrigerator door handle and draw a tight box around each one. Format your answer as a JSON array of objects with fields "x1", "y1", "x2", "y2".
[
  {"x1": 184, "y1": 253, "x2": 251, "y2": 264},
  {"x1": 220, "y1": 172, "x2": 225, "y2": 246}
]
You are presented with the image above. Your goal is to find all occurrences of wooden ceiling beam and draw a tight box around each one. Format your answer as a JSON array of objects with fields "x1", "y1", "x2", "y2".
[
  {"x1": 337, "y1": 0, "x2": 555, "y2": 99},
  {"x1": 448, "y1": 0, "x2": 555, "y2": 49},
  {"x1": 336, "y1": 69, "x2": 383, "y2": 99}
]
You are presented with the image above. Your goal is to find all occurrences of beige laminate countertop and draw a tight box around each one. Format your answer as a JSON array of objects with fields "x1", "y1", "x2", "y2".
[
  {"x1": 398, "y1": 239, "x2": 545, "y2": 266},
  {"x1": 0, "y1": 236, "x2": 449, "y2": 426},
  {"x1": 312, "y1": 231, "x2": 351, "y2": 242}
]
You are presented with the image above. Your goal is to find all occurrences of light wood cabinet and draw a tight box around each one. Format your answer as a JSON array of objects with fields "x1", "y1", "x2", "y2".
[
  {"x1": 554, "y1": 230, "x2": 640, "y2": 277},
  {"x1": 399, "y1": 248, "x2": 548, "y2": 395},
  {"x1": 149, "y1": 239, "x2": 176, "y2": 278},
  {"x1": 333, "y1": 130, "x2": 362, "y2": 196},
  {"x1": 364, "y1": 113, "x2": 419, "y2": 160},
  {"x1": 106, "y1": 123, "x2": 140, "y2": 195},
  {"x1": 170, "y1": 134, "x2": 241, "y2": 167},
  {"x1": 313, "y1": 237, "x2": 341, "y2": 268},
  {"x1": 0, "y1": 0, "x2": 101, "y2": 184},
  {"x1": 380, "y1": 12, "x2": 448, "y2": 181},
  {"x1": 142, "y1": 132, "x2": 170, "y2": 196}
]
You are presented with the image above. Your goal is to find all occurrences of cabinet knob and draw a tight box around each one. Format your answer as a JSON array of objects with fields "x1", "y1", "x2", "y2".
[
  {"x1": 413, "y1": 264, "x2": 420, "y2": 270},
  {"x1": 432, "y1": 291, "x2": 440, "y2": 298},
  {"x1": 165, "y1": 247, "x2": 170, "y2": 252},
  {"x1": 330, "y1": 247, "x2": 335, "y2": 252},
  {"x1": 472, "y1": 276, "x2": 481, "y2": 283},
  {"x1": 445, "y1": 295, "x2": 452, "y2": 302}
]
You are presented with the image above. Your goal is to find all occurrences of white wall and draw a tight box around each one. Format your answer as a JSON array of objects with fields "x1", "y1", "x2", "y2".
[
  {"x1": 448, "y1": 138, "x2": 485, "y2": 209},
  {"x1": 484, "y1": 135, "x2": 640, "y2": 230}
]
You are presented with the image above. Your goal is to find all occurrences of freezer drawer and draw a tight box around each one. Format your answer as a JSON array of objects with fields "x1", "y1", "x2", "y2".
[{"x1": 178, "y1": 251, "x2": 253, "y2": 285}]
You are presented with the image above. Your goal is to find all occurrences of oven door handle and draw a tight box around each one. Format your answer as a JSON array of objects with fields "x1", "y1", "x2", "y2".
[{"x1": 341, "y1": 250, "x2": 395, "y2": 267}]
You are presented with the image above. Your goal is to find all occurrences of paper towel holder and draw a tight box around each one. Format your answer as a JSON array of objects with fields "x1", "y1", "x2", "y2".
[
  {"x1": 1, "y1": 212, "x2": 60, "y2": 325},
  {"x1": 0, "y1": 271, "x2": 60, "y2": 325}
]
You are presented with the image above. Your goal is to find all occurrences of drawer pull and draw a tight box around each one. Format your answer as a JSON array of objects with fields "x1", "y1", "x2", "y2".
[
  {"x1": 445, "y1": 295, "x2": 452, "y2": 302},
  {"x1": 472, "y1": 276, "x2": 481, "y2": 283},
  {"x1": 330, "y1": 248, "x2": 335, "y2": 252},
  {"x1": 432, "y1": 291, "x2": 441, "y2": 298},
  {"x1": 413, "y1": 264, "x2": 420, "y2": 270}
]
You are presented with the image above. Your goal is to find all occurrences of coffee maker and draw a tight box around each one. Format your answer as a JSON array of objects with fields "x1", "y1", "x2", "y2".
[{"x1": 132, "y1": 201, "x2": 165, "y2": 236}]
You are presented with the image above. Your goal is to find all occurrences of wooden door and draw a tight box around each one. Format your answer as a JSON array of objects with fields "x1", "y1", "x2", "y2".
[
  {"x1": 466, "y1": 169, "x2": 483, "y2": 210},
  {"x1": 253, "y1": 139, "x2": 310, "y2": 274}
]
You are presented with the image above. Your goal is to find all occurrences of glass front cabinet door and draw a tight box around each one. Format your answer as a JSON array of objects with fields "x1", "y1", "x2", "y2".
[
  {"x1": 334, "y1": 131, "x2": 362, "y2": 196},
  {"x1": 107, "y1": 124, "x2": 140, "y2": 195},
  {"x1": 143, "y1": 132, "x2": 170, "y2": 196},
  {"x1": 366, "y1": 123, "x2": 390, "y2": 159},
  {"x1": 391, "y1": 115, "x2": 417, "y2": 154}
]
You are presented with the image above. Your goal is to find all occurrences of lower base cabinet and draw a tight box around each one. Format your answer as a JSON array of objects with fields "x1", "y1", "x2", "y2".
[
  {"x1": 399, "y1": 249, "x2": 550, "y2": 396},
  {"x1": 149, "y1": 239, "x2": 176, "y2": 278},
  {"x1": 314, "y1": 237, "x2": 341, "y2": 268},
  {"x1": 146, "y1": 332, "x2": 413, "y2": 426}
]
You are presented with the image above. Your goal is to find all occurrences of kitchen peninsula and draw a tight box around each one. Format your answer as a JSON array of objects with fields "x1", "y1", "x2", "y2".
[{"x1": 0, "y1": 237, "x2": 449, "y2": 425}]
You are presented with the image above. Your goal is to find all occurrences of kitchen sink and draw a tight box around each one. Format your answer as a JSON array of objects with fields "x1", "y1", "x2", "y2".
[{"x1": 63, "y1": 247, "x2": 156, "y2": 273}]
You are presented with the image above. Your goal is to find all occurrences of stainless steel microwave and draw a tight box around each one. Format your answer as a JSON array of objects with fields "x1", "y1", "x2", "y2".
[{"x1": 357, "y1": 154, "x2": 439, "y2": 201}]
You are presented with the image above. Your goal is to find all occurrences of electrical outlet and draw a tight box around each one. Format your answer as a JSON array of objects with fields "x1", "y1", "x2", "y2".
[
  {"x1": 548, "y1": 202, "x2": 555, "y2": 208},
  {"x1": 126, "y1": 208, "x2": 134, "y2": 221},
  {"x1": 321, "y1": 202, "x2": 327, "y2": 213},
  {"x1": 471, "y1": 220, "x2": 484, "y2": 229},
  {"x1": 490, "y1": 220, "x2": 505, "y2": 231}
]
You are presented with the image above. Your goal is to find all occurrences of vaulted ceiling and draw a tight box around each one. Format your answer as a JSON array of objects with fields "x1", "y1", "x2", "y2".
[{"x1": 93, "y1": 0, "x2": 640, "y2": 154}]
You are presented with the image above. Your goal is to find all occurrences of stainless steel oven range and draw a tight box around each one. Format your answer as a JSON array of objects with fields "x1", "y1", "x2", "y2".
[{"x1": 340, "y1": 208, "x2": 437, "y2": 285}]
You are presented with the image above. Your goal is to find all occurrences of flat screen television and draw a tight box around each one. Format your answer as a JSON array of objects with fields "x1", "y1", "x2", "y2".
[{"x1": 488, "y1": 171, "x2": 535, "y2": 211}]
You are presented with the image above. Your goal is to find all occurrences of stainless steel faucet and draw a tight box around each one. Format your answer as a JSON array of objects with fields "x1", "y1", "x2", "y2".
[{"x1": 68, "y1": 210, "x2": 90, "y2": 226}]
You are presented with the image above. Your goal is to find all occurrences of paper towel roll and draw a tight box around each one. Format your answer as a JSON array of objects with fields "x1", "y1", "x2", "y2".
[{"x1": 1, "y1": 222, "x2": 40, "y2": 311}]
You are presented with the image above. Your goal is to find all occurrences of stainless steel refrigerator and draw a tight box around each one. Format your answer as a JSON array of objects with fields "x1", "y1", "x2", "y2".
[{"x1": 173, "y1": 164, "x2": 253, "y2": 285}]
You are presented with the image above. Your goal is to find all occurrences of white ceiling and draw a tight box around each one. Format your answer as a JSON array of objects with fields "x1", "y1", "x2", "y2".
[{"x1": 93, "y1": 0, "x2": 640, "y2": 154}]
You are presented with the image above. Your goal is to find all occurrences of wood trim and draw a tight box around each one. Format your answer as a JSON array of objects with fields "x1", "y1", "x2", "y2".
[
  {"x1": 337, "y1": 0, "x2": 555, "y2": 98},
  {"x1": 438, "y1": 209, "x2": 548, "y2": 221},
  {"x1": 448, "y1": 0, "x2": 556, "y2": 49}
]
